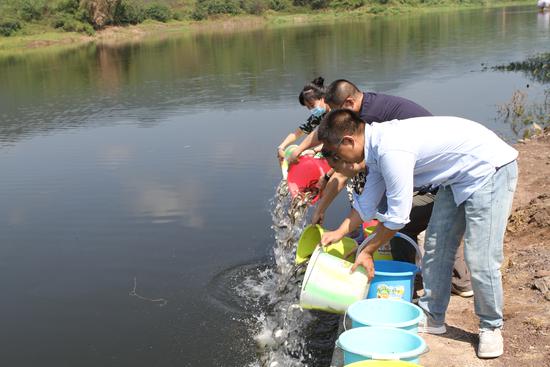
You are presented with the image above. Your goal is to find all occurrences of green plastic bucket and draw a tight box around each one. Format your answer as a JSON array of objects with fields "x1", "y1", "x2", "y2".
[
  {"x1": 299, "y1": 246, "x2": 369, "y2": 314},
  {"x1": 296, "y1": 224, "x2": 357, "y2": 265}
]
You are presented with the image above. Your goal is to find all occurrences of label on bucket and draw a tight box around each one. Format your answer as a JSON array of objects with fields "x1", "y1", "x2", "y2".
[{"x1": 376, "y1": 284, "x2": 405, "y2": 299}]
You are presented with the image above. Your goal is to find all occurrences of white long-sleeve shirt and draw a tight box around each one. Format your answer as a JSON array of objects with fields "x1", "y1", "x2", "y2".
[{"x1": 352, "y1": 116, "x2": 518, "y2": 230}]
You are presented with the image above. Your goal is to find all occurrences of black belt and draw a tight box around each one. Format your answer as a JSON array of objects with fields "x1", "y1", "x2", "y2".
[{"x1": 496, "y1": 159, "x2": 516, "y2": 172}]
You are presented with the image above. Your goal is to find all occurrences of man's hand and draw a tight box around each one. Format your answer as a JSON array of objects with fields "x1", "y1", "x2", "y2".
[
  {"x1": 320, "y1": 230, "x2": 344, "y2": 246},
  {"x1": 351, "y1": 248, "x2": 375, "y2": 280}
]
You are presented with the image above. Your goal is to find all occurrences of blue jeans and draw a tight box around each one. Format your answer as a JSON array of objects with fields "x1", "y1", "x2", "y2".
[{"x1": 418, "y1": 161, "x2": 518, "y2": 329}]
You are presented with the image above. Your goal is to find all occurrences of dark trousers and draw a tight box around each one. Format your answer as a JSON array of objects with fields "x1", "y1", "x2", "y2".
[{"x1": 390, "y1": 193, "x2": 471, "y2": 291}]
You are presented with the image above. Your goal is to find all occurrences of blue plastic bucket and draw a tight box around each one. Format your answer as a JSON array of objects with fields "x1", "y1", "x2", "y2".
[
  {"x1": 347, "y1": 299, "x2": 424, "y2": 333},
  {"x1": 366, "y1": 260, "x2": 419, "y2": 302},
  {"x1": 336, "y1": 326, "x2": 427, "y2": 365}
]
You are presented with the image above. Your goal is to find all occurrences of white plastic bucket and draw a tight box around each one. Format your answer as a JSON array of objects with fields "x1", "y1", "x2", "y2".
[{"x1": 300, "y1": 246, "x2": 370, "y2": 314}]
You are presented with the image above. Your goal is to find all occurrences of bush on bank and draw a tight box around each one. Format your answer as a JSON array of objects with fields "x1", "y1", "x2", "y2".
[{"x1": 0, "y1": 0, "x2": 527, "y2": 37}]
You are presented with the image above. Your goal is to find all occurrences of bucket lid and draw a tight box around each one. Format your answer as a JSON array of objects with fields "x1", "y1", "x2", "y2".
[
  {"x1": 336, "y1": 326, "x2": 427, "y2": 360},
  {"x1": 374, "y1": 260, "x2": 419, "y2": 277},
  {"x1": 347, "y1": 299, "x2": 424, "y2": 328}
]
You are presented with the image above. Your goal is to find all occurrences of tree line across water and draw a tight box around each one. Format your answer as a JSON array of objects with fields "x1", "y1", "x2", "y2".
[{"x1": 0, "y1": 0, "x2": 513, "y2": 38}]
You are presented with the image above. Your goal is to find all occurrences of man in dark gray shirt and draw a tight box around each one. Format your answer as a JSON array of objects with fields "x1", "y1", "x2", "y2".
[{"x1": 295, "y1": 79, "x2": 472, "y2": 297}]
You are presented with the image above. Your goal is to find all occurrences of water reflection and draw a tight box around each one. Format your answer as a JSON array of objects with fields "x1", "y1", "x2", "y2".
[
  {"x1": 0, "y1": 5, "x2": 549, "y2": 367},
  {"x1": 131, "y1": 179, "x2": 206, "y2": 227},
  {"x1": 537, "y1": 10, "x2": 550, "y2": 29},
  {"x1": 1, "y1": 6, "x2": 549, "y2": 146}
]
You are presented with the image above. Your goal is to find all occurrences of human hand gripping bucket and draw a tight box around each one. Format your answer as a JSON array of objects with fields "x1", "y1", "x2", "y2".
[
  {"x1": 299, "y1": 246, "x2": 369, "y2": 314},
  {"x1": 295, "y1": 224, "x2": 357, "y2": 265},
  {"x1": 358, "y1": 232, "x2": 422, "y2": 302}
]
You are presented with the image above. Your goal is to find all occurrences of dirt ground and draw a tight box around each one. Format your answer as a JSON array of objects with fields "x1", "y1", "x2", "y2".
[{"x1": 420, "y1": 130, "x2": 550, "y2": 366}]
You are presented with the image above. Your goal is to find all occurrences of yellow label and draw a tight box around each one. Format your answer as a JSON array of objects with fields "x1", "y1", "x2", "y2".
[{"x1": 376, "y1": 284, "x2": 405, "y2": 299}]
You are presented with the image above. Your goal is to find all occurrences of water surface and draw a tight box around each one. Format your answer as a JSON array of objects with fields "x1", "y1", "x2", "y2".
[{"x1": 0, "y1": 5, "x2": 548, "y2": 367}]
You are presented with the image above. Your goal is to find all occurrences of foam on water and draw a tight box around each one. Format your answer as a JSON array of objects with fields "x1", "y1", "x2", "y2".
[
  {"x1": 244, "y1": 180, "x2": 337, "y2": 367},
  {"x1": 208, "y1": 180, "x2": 338, "y2": 366}
]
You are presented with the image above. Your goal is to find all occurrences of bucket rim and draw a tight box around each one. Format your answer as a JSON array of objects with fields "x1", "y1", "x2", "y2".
[
  {"x1": 373, "y1": 260, "x2": 419, "y2": 277},
  {"x1": 336, "y1": 326, "x2": 427, "y2": 360},
  {"x1": 295, "y1": 224, "x2": 323, "y2": 265},
  {"x1": 347, "y1": 299, "x2": 424, "y2": 328}
]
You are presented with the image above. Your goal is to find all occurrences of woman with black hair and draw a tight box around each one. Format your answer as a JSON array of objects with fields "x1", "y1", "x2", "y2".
[{"x1": 276, "y1": 77, "x2": 329, "y2": 164}]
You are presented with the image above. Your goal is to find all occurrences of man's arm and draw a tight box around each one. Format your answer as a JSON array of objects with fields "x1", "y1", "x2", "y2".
[
  {"x1": 320, "y1": 208, "x2": 364, "y2": 245},
  {"x1": 288, "y1": 129, "x2": 321, "y2": 164},
  {"x1": 351, "y1": 151, "x2": 416, "y2": 278},
  {"x1": 277, "y1": 128, "x2": 304, "y2": 163},
  {"x1": 311, "y1": 172, "x2": 348, "y2": 225},
  {"x1": 351, "y1": 224, "x2": 397, "y2": 278}
]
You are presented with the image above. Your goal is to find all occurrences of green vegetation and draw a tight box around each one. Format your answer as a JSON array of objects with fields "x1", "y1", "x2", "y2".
[
  {"x1": 0, "y1": 0, "x2": 533, "y2": 53},
  {"x1": 496, "y1": 53, "x2": 550, "y2": 139},
  {"x1": 494, "y1": 52, "x2": 550, "y2": 84}
]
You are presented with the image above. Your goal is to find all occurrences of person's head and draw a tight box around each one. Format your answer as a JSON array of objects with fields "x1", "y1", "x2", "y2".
[
  {"x1": 318, "y1": 109, "x2": 366, "y2": 173},
  {"x1": 298, "y1": 77, "x2": 329, "y2": 116},
  {"x1": 324, "y1": 79, "x2": 363, "y2": 113}
]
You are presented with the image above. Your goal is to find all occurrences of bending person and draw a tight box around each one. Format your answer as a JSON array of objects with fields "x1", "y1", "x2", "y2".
[
  {"x1": 318, "y1": 109, "x2": 517, "y2": 359},
  {"x1": 276, "y1": 77, "x2": 329, "y2": 165}
]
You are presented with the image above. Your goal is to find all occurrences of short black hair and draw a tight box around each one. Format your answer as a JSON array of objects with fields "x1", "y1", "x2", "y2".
[
  {"x1": 325, "y1": 79, "x2": 362, "y2": 107},
  {"x1": 318, "y1": 109, "x2": 365, "y2": 145},
  {"x1": 298, "y1": 77, "x2": 325, "y2": 106}
]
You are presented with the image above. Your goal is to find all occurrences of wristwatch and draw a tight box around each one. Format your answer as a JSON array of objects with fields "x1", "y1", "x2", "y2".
[{"x1": 323, "y1": 172, "x2": 331, "y2": 181}]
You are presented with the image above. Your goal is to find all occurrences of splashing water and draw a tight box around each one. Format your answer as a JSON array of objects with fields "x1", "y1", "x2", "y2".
[{"x1": 234, "y1": 180, "x2": 338, "y2": 367}]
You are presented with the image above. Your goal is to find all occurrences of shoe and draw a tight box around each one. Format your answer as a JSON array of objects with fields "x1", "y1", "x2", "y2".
[
  {"x1": 477, "y1": 328, "x2": 503, "y2": 358},
  {"x1": 418, "y1": 313, "x2": 447, "y2": 334},
  {"x1": 451, "y1": 284, "x2": 474, "y2": 298}
]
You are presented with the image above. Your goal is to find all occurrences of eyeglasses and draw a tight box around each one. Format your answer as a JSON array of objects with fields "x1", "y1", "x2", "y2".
[{"x1": 321, "y1": 137, "x2": 344, "y2": 162}]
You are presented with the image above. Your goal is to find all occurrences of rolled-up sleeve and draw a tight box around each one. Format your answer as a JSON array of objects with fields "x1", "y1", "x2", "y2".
[
  {"x1": 352, "y1": 169, "x2": 386, "y2": 222},
  {"x1": 376, "y1": 150, "x2": 416, "y2": 230}
]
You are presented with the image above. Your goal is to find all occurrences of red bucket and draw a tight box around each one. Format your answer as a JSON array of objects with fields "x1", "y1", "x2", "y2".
[{"x1": 287, "y1": 156, "x2": 331, "y2": 204}]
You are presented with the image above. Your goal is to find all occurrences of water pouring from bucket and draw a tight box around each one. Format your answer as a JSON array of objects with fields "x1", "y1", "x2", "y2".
[{"x1": 286, "y1": 155, "x2": 331, "y2": 205}]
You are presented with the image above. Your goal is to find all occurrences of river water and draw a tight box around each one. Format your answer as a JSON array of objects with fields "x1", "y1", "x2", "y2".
[{"x1": 0, "y1": 5, "x2": 549, "y2": 367}]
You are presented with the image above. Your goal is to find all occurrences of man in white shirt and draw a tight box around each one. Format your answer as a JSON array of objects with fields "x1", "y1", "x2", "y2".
[{"x1": 318, "y1": 109, "x2": 518, "y2": 359}]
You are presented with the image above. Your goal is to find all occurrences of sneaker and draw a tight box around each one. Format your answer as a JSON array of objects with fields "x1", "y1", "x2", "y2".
[
  {"x1": 418, "y1": 313, "x2": 447, "y2": 334},
  {"x1": 477, "y1": 328, "x2": 503, "y2": 358},
  {"x1": 451, "y1": 284, "x2": 474, "y2": 298}
]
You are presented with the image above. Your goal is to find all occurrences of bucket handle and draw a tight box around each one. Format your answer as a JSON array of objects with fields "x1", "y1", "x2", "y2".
[{"x1": 357, "y1": 231, "x2": 423, "y2": 269}]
